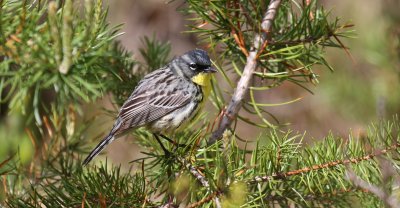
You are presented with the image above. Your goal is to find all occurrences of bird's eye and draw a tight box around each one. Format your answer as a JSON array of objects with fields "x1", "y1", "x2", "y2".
[{"x1": 189, "y1": 63, "x2": 197, "y2": 70}]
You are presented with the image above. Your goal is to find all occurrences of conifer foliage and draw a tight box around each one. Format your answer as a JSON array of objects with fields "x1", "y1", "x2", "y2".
[{"x1": 1, "y1": 0, "x2": 399, "y2": 207}]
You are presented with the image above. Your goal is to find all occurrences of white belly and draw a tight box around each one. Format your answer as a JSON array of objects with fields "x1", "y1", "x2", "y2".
[{"x1": 149, "y1": 101, "x2": 198, "y2": 133}]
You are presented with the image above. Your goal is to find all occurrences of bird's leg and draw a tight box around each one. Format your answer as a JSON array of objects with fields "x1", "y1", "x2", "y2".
[
  {"x1": 152, "y1": 133, "x2": 170, "y2": 156},
  {"x1": 159, "y1": 134, "x2": 186, "y2": 148}
]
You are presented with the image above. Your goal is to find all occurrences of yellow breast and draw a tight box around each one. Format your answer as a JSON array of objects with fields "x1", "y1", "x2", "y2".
[{"x1": 191, "y1": 72, "x2": 213, "y2": 99}]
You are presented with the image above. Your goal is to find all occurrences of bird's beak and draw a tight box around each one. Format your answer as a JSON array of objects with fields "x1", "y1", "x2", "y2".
[{"x1": 205, "y1": 66, "x2": 217, "y2": 73}]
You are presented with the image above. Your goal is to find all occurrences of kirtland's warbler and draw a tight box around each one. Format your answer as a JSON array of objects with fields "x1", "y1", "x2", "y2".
[{"x1": 83, "y1": 49, "x2": 216, "y2": 165}]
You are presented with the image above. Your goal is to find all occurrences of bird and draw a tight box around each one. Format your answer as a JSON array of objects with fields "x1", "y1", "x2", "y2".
[{"x1": 82, "y1": 49, "x2": 216, "y2": 165}]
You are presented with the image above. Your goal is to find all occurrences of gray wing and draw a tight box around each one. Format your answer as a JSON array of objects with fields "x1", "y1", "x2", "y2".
[{"x1": 113, "y1": 69, "x2": 192, "y2": 134}]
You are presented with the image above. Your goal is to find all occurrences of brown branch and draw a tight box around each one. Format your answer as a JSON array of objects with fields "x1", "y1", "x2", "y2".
[
  {"x1": 208, "y1": 0, "x2": 282, "y2": 144},
  {"x1": 187, "y1": 141, "x2": 400, "y2": 206},
  {"x1": 247, "y1": 142, "x2": 400, "y2": 184}
]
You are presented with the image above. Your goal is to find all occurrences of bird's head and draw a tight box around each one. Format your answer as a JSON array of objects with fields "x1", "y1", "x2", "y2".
[{"x1": 170, "y1": 49, "x2": 217, "y2": 85}]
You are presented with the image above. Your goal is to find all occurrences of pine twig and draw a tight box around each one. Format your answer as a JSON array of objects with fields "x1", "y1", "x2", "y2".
[
  {"x1": 208, "y1": 0, "x2": 282, "y2": 144},
  {"x1": 248, "y1": 142, "x2": 400, "y2": 184}
]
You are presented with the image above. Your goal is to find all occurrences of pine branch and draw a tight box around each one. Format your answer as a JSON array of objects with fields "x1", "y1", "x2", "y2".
[
  {"x1": 3, "y1": 1, "x2": 397, "y2": 207},
  {"x1": 209, "y1": 0, "x2": 282, "y2": 144},
  {"x1": 248, "y1": 142, "x2": 400, "y2": 184}
]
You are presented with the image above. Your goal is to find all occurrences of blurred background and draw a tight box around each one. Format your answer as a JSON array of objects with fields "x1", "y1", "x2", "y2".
[{"x1": 1, "y1": 0, "x2": 399, "y2": 166}]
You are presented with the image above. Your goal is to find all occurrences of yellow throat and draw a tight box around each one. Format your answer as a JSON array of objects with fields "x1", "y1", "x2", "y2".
[{"x1": 191, "y1": 72, "x2": 213, "y2": 99}]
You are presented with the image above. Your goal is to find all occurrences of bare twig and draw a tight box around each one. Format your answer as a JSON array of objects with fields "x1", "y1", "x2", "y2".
[
  {"x1": 209, "y1": 0, "x2": 282, "y2": 144},
  {"x1": 346, "y1": 168, "x2": 400, "y2": 208},
  {"x1": 346, "y1": 169, "x2": 386, "y2": 198},
  {"x1": 346, "y1": 157, "x2": 400, "y2": 208}
]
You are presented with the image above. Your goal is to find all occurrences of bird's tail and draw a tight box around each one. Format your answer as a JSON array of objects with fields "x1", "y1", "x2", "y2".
[{"x1": 82, "y1": 133, "x2": 115, "y2": 166}]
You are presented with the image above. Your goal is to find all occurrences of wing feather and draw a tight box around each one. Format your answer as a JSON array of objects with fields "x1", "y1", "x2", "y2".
[{"x1": 113, "y1": 69, "x2": 193, "y2": 134}]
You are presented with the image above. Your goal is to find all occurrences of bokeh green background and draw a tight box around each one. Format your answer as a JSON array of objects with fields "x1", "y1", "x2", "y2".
[{"x1": 1, "y1": 0, "x2": 399, "y2": 166}]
